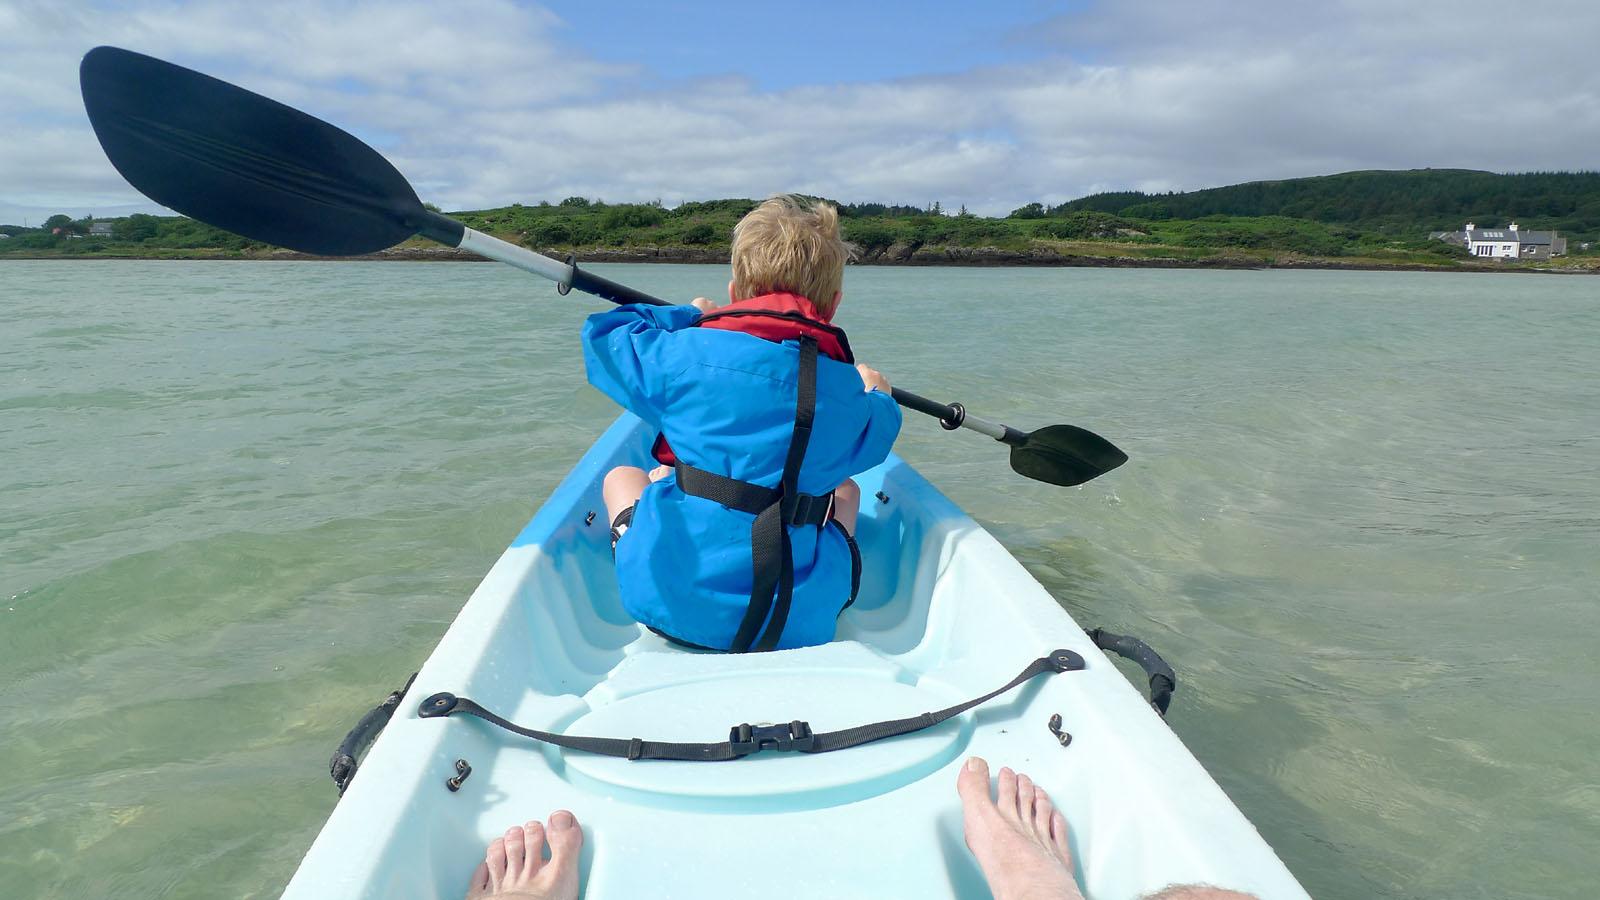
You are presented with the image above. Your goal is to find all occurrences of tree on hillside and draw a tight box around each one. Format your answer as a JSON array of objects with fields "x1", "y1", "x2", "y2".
[
  {"x1": 43, "y1": 214, "x2": 74, "y2": 233},
  {"x1": 113, "y1": 214, "x2": 160, "y2": 242}
]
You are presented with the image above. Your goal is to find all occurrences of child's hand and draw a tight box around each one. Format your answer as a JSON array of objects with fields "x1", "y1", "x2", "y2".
[
  {"x1": 856, "y1": 364, "x2": 892, "y2": 394},
  {"x1": 691, "y1": 297, "x2": 718, "y2": 313}
]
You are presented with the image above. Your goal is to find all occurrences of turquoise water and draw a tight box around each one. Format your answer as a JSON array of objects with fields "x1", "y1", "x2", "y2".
[{"x1": 1, "y1": 261, "x2": 1595, "y2": 899}]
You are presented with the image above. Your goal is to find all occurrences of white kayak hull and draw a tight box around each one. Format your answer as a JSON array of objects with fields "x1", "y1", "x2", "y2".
[{"x1": 284, "y1": 415, "x2": 1308, "y2": 899}]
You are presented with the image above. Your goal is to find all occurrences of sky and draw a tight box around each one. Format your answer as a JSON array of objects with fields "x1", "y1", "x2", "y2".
[{"x1": 2, "y1": 0, "x2": 1597, "y2": 225}]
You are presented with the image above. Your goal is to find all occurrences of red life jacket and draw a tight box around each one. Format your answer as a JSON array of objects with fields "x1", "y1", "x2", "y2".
[{"x1": 650, "y1": 292, "x2": 854, "y2": 466}]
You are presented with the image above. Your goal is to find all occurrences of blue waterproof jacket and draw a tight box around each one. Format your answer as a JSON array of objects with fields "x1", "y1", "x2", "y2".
[{"x1": 582, "y1": 293, "x2": 902, "y2": 650}]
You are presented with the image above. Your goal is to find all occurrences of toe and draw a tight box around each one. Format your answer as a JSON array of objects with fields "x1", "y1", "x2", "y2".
[
  {"x1": 485, "y1": 837, "x2": 508, "y2": 892},
  {"x1": 1051, "y1": 811, "x2": 1073, "y2": 864},
  {"x1": 502, "y1": 826, "x2": 526, "y2": 880},
  {"x1": 545, "y1": 810, "x2": 583, "y2": 859},
  {"x1": 996, "y1": 766, "x2": 1021, "y2": 823},
  {"x1": 465, "y1": 861, "x2": 490, "y2": 899},
  {"x1": 955, "y1": 757, "x2": 993, "y2": 810},
  {"x1": 541, "y1": 810, "x2": 584, "y2": 895},
  {"x1": 1033, "y1": 792, "x2": 1055, "y2": 843},
  {"x1": 521, "y1": 820, "x2": 546, "y2": 879},
  {"x1": 1017, "y1": 774, "x2": 1037, "y2": 824}
]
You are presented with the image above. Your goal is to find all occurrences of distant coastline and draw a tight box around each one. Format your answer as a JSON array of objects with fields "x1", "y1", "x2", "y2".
[
  {"x1": 7, "y1": 169, "x2": 1597, "y2": 273},
  {"x1": 4, "y1": 244, "x2": 1596, "y2": 274}
]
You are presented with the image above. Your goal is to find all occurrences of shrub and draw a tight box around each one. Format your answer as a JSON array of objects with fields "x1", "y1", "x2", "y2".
[
  {"x1": 527, "y1": 220, "x2": 573, "y2": 246},
  {"x1": 681, "y1": 223, "x2": 717, "y2": 244},
  {"x1": 600, "y1": 204, "x2": 666, "y2": 229},
  {"x1": 113, "y1": 213, "x2": 160, "y2": 242},
  {"x1": 843, "y1": 222, "x2": 896, "y2": 252}
]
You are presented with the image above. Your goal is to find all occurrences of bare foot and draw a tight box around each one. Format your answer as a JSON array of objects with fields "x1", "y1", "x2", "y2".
[
  {"x1": 1144, "y1": 887, "x2": 1260, "y2": 900},
  {"x1": 464, "y1": 810, "x2": 583, "y2": 900},
  {"x1": 956, "y1": 757, "x2": 1084, "y2": 900}
]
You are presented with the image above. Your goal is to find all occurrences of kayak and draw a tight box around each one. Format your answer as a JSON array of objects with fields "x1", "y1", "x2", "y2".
[{"x1": 283, "y1": 414, "x2": 1309, "y2": 899}]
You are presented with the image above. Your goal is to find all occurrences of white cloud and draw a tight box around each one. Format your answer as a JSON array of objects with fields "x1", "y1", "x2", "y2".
[{"x1": 1, "y1": 0, "x2": 1597, "y2": 225}]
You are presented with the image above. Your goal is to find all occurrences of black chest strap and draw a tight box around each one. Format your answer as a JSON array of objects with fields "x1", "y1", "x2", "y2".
[{"x1": 673, "y1": 336, "x2": 821, "y2": 653}]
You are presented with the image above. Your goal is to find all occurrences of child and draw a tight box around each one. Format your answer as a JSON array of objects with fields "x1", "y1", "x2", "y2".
[{"x1": 581, "y1": 195, "x2": 901, "y2": 652}]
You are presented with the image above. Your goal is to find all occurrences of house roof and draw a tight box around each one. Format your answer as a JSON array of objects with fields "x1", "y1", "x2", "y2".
[
  {"x1": 1466, "y1": 228, "x2": 1557, "y2": 245},
  {"x1": 1467, "y1": 229, "x2": 1518, "y2": 242}
]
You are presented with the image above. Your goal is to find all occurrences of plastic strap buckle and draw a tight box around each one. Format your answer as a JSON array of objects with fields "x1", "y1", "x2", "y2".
[
  {"x1": 728, "y1": 720, "x2": 816, "y2": 757},
  {"x1": 785, "y1": 492, "x2": 835, "y2": 526}
]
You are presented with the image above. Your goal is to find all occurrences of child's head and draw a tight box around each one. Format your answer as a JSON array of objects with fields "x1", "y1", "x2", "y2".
[{"x1": 730, "y1": 195, "x2": 853, "y2": 318}]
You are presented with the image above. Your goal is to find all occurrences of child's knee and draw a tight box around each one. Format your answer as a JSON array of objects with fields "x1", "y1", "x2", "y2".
[
  {"x1": 603, "y1": 466, "x2": 649, "y2": 510},
  {"x1": 605, "y1": 466, "x2": 645, "y2": 489},
  {"x1": 834, "y1": 478, "x2": 860, "y2": 505}
]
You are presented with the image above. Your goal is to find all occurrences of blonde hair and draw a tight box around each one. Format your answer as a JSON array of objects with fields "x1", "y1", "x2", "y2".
[{"x1": 730, "y1": 195, "x2": 854, "y2": 316}]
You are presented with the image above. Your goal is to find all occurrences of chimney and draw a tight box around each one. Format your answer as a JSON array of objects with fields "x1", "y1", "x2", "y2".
[
  {"x1": 1465, "y1": 222, "x2": 1475, "y2": 233},
  {"x1": 1509, "y1": 221, "x2": 1518, "y2": 232}
]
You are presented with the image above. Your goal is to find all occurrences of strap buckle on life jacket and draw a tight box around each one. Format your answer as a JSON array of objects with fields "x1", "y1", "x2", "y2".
[
  {"x1": 729, "y1": 720, "x2": 816, "y2": 757},
  {"x1": 785, "y1": 490, "x2": 834, "y2": 527}
]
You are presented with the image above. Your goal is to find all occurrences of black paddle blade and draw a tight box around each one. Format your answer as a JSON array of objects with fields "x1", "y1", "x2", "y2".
[
  {"x1": 1009, "y1": 424, "x2": 1128, "y2": 487},
  {"x1": 80, "y1": 46, "x2": 425, "y2": 255}
]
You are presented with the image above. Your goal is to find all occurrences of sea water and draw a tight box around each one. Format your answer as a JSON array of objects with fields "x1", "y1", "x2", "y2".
[{"x1": 1, "y1": 261, "x2": 1595, "y2": 899}]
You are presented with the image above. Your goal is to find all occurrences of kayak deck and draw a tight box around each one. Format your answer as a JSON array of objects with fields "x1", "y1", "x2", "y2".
[{"x1": 284, "y1": 415, "x2": 1307, "y2": 899}]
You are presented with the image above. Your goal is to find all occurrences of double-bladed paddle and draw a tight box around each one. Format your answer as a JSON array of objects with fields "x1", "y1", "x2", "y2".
[{"x1": 79, "y1": 46, "x2": 1127, "y2": 487}]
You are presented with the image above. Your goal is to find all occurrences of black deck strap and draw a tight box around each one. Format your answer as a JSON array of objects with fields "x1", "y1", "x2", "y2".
[
  {"x1": 416, "y1": 648, "x2": 1086, "y2": 762},
  {"x1": 1088, "y1": 627, "x2": 1176, "y2": 716}
]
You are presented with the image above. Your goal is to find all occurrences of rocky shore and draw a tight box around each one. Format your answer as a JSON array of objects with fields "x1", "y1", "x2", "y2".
[{"x1": 7, "y1": 242, "x2": 1594, "y2": 273}]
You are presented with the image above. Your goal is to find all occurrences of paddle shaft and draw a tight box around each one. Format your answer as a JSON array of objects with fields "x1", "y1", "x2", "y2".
[
  {"x1": 417, "y1": 211, "x2": 660, "y2": 305},
  {"x1": 887, "y1": 389, "x2": 1022, "y2": 444}
]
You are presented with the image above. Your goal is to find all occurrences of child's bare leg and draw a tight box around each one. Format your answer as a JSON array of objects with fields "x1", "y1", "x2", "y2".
[
  {"x1": 603, "y1": 466, "x2": 650, "y2": 527},
  {"x1": 832, "y1": 478, "x2": 861, "y2": 535}
]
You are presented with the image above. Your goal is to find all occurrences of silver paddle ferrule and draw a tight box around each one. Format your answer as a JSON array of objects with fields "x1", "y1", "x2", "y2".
[
  {"x1": 959, "y1": 412, "x2": 1008, "y2": 441},
  {"x1": 457, "y1": 228, "x2": 574, "y2": 283}
]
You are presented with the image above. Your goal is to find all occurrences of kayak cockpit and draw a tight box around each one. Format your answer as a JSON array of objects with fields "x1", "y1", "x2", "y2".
[{"x1": 283, "y1": 415, "x2": 1308, "y2": 899}]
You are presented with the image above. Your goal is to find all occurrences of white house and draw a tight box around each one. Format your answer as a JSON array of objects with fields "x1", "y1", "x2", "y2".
[
  {"x1": 1432, "y1": 222, "x2": 1567, "y2": 259},
  {"x1": 1466, "y1": 222, "x2": 1521, "y2": 258}
]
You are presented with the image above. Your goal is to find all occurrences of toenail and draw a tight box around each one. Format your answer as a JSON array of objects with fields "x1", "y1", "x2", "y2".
[
  {"x1": 549, "y1": 810, "x2": 576, "y2": 830},
  {"x1": 966, "y1": 757, "x2": 983, "y2": 772}
]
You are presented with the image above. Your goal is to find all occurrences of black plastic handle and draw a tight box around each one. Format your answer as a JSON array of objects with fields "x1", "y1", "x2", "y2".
[
  {"x1": 568, "y1": 266, "x2": 671, "y2": 307},
  {"x1": 329, "y1": 672, "x2": 417, "y2": 795},
  {"x1": 890, "y1": 387, "x2": 958, "y2": 422},
  {"x1": 1088, "y1": 628, "x2": 1176, "y2": 716}
]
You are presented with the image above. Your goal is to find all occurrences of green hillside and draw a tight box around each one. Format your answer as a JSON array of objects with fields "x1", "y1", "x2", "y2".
[
  {"x1": 5, "y1": 171, "x2": 1597, "y2": 270},
  {"x1": 1053, "y1": 169, "x2": 1600, "y2": 240}
]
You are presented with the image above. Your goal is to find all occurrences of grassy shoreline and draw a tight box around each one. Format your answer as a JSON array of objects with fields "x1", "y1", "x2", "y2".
[{"x1": 5, "y1": 243, "x2": 1596, "y2": 273}]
